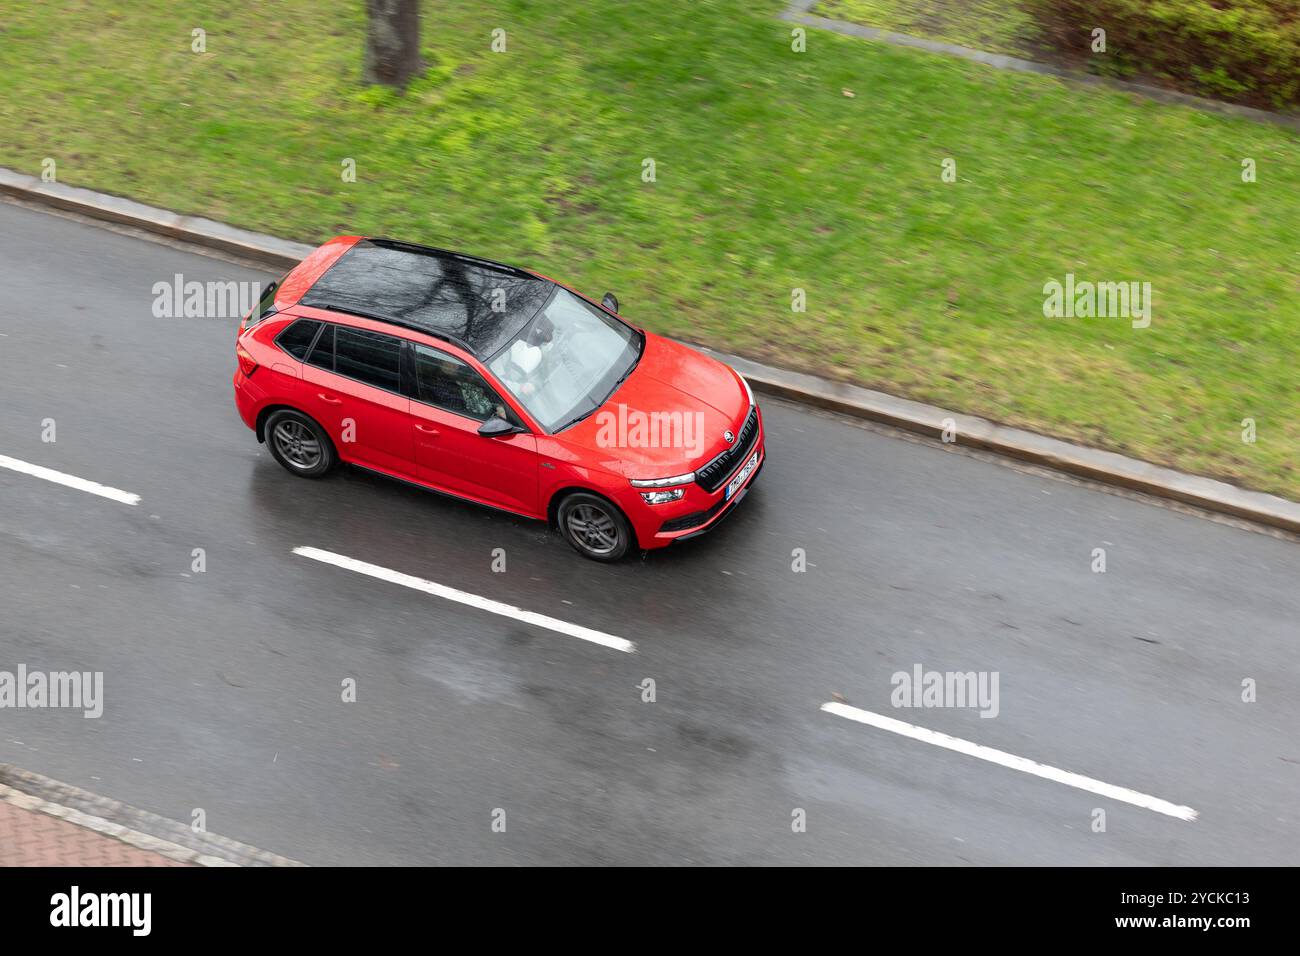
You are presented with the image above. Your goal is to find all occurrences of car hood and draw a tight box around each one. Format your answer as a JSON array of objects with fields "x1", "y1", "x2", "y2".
[{"x1": 557, "y1": 332, "x2": 751, "y2": 478}]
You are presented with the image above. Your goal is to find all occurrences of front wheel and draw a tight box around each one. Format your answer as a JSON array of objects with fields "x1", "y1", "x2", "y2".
[{"x1": 557, "y1": 493, "x2": 633, "y2": 562}]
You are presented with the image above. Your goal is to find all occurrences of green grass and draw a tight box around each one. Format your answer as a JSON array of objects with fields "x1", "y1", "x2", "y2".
[
  {"x1": 1, "y1": 0, "x2": 1297, "y2": 496},
  {"x1": 813, "y1": 0, "x2": 1045, "y2": 59}
]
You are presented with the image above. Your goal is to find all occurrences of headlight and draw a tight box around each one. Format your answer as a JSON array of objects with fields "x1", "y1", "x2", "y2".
[
  {"x1": 630, "y1": 472, "x2": 695, "y2": 488},
  {"x1": 640, "y1": 488, "x2": 685, "y2": 505}
]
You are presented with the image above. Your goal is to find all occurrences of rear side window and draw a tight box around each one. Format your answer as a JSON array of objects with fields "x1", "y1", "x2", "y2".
[
  {"x1": 306, "y1": 324, "x2": 334, "y2": 371},
  {"x1": 335, "y1": 326, "x2": 402, "y2": 392},
  {"x1": 275, "y1": 319, "x2": 321, "y2": 360}
]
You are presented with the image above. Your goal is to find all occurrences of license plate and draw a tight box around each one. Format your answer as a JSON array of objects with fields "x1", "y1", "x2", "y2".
[{"x1": 725, "y1": 450, "x2": 759, "y2": 501}]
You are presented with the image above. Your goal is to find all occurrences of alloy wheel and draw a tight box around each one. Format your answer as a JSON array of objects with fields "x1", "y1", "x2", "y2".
[
  {"x1": 272, "y1": 420, "x2": 323, "y2": 471},
  {"x1": 566, "y1": 503, "x2": 620, "y2": 556}
]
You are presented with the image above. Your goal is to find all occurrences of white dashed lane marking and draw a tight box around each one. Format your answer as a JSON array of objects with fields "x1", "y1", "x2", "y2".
[
  {"x1": 821, "y1": 702, "x2": 1197, "y2": 822},
  {"x1": 0, "y1": 454, "x2": 140, "y2": 506},
  {"x1": 293, "y1": 546, "x2": 636, "y2": 653}
]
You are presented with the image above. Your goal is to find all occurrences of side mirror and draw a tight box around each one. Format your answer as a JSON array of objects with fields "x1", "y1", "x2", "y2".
[
  {"x1": 601, "y1": 292, "x2": 619, "y2": 313},
  {"x1": 478, "y1": 416, "x2": 522, "y2": 437}
]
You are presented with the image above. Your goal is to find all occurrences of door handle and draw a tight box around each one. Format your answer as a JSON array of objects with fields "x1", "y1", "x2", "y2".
[
  {"x1": 318, "y1": 393, "x2": 343, "y2": 405},
  {"x1": 415, "y1": 423, "x2": 440, "y2": 435}
]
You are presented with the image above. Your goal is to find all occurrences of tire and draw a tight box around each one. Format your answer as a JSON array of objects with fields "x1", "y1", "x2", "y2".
[
  {"x1": 557, "y1": 492, "x2": 634, "y2": 562},
  {"x1": 265, "y1": 409, "x2": 336, "y2": 479}
]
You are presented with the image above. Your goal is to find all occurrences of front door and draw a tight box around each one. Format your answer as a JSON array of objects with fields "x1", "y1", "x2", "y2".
[{"x1": 408, "y1": 343, "x2": 538, "y2": 514}]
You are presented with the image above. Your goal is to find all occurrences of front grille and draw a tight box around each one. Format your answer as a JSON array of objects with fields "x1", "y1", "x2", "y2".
[{"x1": 694, "y1": 406, "x2": 759, "y2": 493}]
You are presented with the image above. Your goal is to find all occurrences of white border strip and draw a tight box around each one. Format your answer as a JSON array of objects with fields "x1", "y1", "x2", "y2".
[
  {"x1": 821, "y1": 702, "x2": 1197, "y2": 822},
  {"x1": 294, "y1": 546, "x2": 635, "y2": 653},
  {"x1": 0, "y1": 454, "x2": 140, "y2": 505}
]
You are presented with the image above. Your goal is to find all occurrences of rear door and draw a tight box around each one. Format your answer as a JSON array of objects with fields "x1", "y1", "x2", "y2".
[
  {"x1": 408, "y1": 343, "x2": 538, "y2": 514},
  {"x1": 299, "y1": 323, "x2": 413, "y2": 476}
]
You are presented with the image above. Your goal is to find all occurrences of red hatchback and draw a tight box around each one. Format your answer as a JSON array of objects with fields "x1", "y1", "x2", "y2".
[{"x1": 233, "y1": 237, "x2": 764, "y2": 561}]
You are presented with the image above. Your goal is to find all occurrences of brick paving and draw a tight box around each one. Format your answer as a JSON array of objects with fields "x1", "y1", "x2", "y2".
[{"x1": 0, "y1": 800, "x2": 188, "y2": 866}]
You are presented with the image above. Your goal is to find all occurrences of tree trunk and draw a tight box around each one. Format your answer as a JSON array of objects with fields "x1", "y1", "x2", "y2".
[{"x1": 364, "y1": 0, "x2": 422, "y2": 88}]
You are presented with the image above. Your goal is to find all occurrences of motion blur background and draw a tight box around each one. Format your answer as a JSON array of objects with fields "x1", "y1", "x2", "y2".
[{"x1": 2, "y1": 0, "x2": 1296, "y2": 497}]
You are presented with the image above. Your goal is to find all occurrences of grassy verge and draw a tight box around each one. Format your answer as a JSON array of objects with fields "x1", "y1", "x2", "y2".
[{"x1": 1, "y1": 0, "x2": 1297, "y2": 496}]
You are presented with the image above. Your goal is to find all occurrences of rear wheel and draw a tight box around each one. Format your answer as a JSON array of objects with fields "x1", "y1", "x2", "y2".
[
  {"x1": 558, "y1": 492, "x2": 633, "y2": 562},
  {"x1": 265, "y1": 409, "x2": 335, "y2": 478}
]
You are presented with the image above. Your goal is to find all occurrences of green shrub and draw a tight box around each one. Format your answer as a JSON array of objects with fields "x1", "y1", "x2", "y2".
[{"x1": 1027, "y1": 0, "x2": 1300, "y2": 109}]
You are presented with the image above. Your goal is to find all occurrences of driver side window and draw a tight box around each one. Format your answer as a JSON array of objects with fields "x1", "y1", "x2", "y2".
[{"x1": 411, "y1": 344, "x2": 517, "y2": 425}]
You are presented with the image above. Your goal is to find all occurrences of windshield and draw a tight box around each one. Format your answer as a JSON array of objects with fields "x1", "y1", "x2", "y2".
[{"x1": 487, "y1": 287, "x2": 641, "y2": 432}]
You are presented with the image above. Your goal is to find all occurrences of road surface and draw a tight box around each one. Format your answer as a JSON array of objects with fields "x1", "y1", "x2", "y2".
[{"x1": 1, "y1": 200, "x2": 1297, "y2": 864}]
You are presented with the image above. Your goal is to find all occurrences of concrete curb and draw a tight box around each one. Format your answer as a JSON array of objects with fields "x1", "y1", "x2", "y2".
[
  {"x1": 697, "y1": 348, "x2": 1300, "y2": 535},
  {"x1": 0, "y1": 167, "x2": 314, "y2": 270},
  {"x1": 0, "y1": 764, "x2": 305, "y2": 867},
  {"x1": 3, "y1": 165, "x2": 1298, "y2": 535},
  {"x1": 783, "y1": 1, "x2": 1300, "y2": 132}
]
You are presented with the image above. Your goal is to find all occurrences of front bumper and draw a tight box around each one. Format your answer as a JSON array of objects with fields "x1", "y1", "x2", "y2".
[
  {"x1": 668, "y1": 455, "x2": 764, "y2": 542},
  {"x1": 639, "y1": 439, "x2": 765, "y2": 546}
]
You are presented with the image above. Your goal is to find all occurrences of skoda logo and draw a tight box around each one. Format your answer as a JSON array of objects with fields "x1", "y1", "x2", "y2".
[{"x1": 724, "y1": 430, "x2": 735, "y2": 444}]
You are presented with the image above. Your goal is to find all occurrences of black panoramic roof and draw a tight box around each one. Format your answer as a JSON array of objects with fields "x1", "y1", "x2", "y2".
[{"x1": 300, "y1": 238, "x2": 554, "y2": 357}]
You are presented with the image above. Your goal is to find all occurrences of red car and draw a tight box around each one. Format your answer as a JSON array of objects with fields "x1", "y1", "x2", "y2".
[{"x1": 233, "y1": 237, "x2": 764, "y2": 561}]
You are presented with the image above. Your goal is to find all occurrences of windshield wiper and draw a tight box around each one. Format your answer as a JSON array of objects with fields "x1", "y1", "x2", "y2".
[
  {"x1": 604, "y1": 338, "x2": 643, "y2": 398},
  {"x1": 607, "y1": 364, "x2": 635, "y2": 396},
  {"x1": 556, "y1": 361, "x2": 636, "y2": 433},
  {"x1": 555, "y1": 403, "x2": 599, "y2": 433},
  {"x1": 555, "y1": 346, "x2": 640, "y2": 433}
]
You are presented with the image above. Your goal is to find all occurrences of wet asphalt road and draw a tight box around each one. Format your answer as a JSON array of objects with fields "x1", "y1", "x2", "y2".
[{"x1": 1, "y1": 200, "x2": 1297, "y2": 865}]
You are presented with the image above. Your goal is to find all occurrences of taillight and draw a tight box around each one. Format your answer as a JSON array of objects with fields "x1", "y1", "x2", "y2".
[{"x1": 236, "y1": 344, "x2": 259, "y2": 377}]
